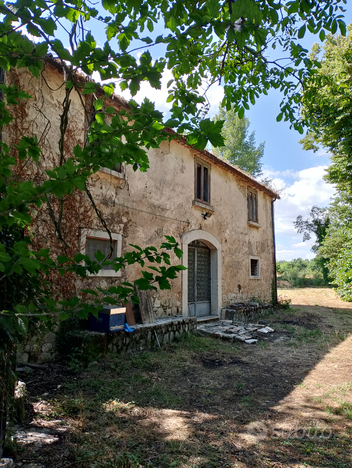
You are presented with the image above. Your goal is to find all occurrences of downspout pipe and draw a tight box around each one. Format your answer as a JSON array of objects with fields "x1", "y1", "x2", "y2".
[{"x1": 271, "y1": 199, "x2": 278, "y2": 306}]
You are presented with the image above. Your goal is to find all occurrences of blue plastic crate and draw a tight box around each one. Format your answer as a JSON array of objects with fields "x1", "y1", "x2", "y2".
[{"x1": 89, "y1": 306, "x2": 126, "y2": 333}]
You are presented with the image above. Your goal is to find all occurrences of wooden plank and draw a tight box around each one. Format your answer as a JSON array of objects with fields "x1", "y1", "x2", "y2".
[
  {"x1": 137, "y1": 289, "x2": 155, "y2": 324},
  {"x1": 125, "y1": 301, "x2": 136, "y2": 326}
]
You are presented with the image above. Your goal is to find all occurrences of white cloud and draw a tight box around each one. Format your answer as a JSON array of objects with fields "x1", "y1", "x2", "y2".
[
  {"x1": 273, "y1": 165, "x2": 335, "y2": 261},
  {"x1": 262, "y1": 167, "x2": 298, "y2": 179},
  {"x1": 276, "y1": 248, "x2": 315, "y2": 261},
  {"x1": 292, "y1": 241, "x2": 310, "y2": 248}
]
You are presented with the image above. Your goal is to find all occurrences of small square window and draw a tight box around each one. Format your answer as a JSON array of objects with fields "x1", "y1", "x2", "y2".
[
  {"x1": 248, "y1": 189, "x2": 258, "y2": 222},
  {"x1": 195, "y1": 160, "x2": 210, "y2": 204},
  {"x1": 80, "y1": 229, "x2": 122, "y2": 277},
  {"x1": 86, "y1": 237, "x2": 117, "y2": 271},
  {"x1": 249, "y1": 258, "x2": 260, "y2": 278}
]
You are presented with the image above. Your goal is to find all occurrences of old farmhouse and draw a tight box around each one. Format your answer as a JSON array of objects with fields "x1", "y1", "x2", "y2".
[{"x1": 5, "y1": 60, "x2": 279, "y2": 321}]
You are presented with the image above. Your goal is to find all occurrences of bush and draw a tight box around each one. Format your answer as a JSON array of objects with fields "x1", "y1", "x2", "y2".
[
  {"x1": 277, "y1": 258, "x2": 326, "y2": 288},
  {"x1": 331, "y1": 245, "x2": 352, "y2": 301},
  {"x1": 55, "y1": 315, "x2": 101, "y2": 368}
]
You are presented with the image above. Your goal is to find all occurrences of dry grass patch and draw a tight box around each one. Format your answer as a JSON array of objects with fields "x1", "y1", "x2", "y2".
[{"x1": 8, "y1": 288, "x2": 352, "y2": 467}]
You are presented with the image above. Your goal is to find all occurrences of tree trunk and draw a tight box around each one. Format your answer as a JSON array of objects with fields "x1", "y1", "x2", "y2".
[{"x1": 0, "y1": 336, "x2": 16, "y2": 458}]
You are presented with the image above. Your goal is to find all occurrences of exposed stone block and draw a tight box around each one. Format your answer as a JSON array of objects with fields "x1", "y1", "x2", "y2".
[
  {"x1": 37, "y1": 352, "x2": 52, "y2": 363},
  {"x1": 41, "y1": 343, "x2": 53, "y2": 354},
  {"x1": 18, "y1": 353, "x2": 29, "y2": 364},
  {"x1": 43, "y1": 332, "x2": 56, "y2": 343}
]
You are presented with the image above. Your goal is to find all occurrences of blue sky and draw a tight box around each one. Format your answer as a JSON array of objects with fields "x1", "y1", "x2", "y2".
[{"x1": 245, "y1": 4, "x2": 352, "y2": 261}]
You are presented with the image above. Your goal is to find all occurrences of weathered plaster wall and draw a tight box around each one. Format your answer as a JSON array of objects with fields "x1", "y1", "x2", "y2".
[
  {"x1": 6, "y1": 63, "x2": 277, "y2": 318},
  {"x1": 92, "y1": 138, "x2": 277, "y2": 315}
]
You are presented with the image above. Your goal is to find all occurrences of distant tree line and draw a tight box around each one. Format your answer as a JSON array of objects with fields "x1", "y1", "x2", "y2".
[{"x1": 276, "y1": 258, "x2": 326, "y2": 288}]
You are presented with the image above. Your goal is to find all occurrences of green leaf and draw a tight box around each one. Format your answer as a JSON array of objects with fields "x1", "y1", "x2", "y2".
[
  {"x1": 298, "y1": 25, "x2": 306, "y2": 39},
  {"x1": 102, "y1": 0, "x2": 118, "y2": 14},
  {"x1": 129, "y1": 78, "x2": 140, "y2": 96},
  {"x1": 208, "y1": 133, "x2": 225, "y2": 147},
  {"x1": 36, "y1": 42, "x2": 48, "y2": 56},
  {"x1": 35, "y1": 17, "x2": 57, "y2": 36},
  {"x1": 207, "y1": 0, "x2": 219, "y2": 17},
  {"x1": 0, "y1": 251, "x2": 11, "y2": 262},
  {"x1": 18, "y1": 257, "x2": 40, "y2": 274},
  {"x1": 164, "y1": 119, "x2": 179, "y2": 128},
  {"x1": 174, "y1": 248, "x2": 183, "y2": 259},
  {"x1": 57, "y1": 255, "x2": 69, "y2": 264},
  {"x1": 94, "y1": 250, "x2": 106, "y2": 262},
  {"x1": 103, "y1": 83, "x2": 115, "y2": 97},
  {"x1": 83, "y1": 82, "x2": 99, "y2": 95},
  {"x1": 94, "y1": 97, "x2": 104, "y2": 111},
  {"x1": 338, "y1": 20, "x2": 347, "y2": 37},
  {"x1": 319, "y1": 29, "x2": 325, "y2": 42},
  {"x1": 238, "y1": 107, "x2": 245, "y2": 119},
  {"x1": 120, "y1": 81, "x2": 128, "y2": 91}
]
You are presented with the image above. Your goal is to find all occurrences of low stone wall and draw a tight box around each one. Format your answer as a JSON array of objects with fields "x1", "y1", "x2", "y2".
[
  {"x1": 17, "y1": 316, "x2": 197, "y2": 363},
  {"x1": 222, "y1": 302, "x2": 272, "y2": 322},
  {"x1": 106, "y1": 316, "x2": 197, "y2": 353},
  {"x1": 18, "y1": 332, "x2": 56, "y2": 364}
]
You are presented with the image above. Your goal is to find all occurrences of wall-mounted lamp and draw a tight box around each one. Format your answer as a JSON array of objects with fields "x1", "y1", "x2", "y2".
[{"x1": 202, "y1": 211, "x2": 212, "y2": 220}]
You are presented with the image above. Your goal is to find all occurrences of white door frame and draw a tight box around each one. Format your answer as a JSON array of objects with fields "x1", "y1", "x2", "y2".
[{"x1": 181, "y1": 229, "x2": 222, "y2": 317}]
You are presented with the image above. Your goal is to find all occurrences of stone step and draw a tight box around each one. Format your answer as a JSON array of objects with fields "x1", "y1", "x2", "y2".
[{"x1": 196, "y1": 315, "x2": 220, "y2": 324}]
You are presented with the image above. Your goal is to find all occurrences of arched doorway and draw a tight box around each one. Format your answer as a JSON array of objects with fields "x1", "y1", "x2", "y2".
[
  {"x1": 181, "y1": 230, "x2": 221, "y2": 317},
  {"x1": 188, "y1": 240, "x2": 211, "y2": 317}
]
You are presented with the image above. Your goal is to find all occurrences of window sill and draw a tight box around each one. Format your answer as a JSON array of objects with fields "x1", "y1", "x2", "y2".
[
  {"x1": 249, "y1": 276, "x2": 261, "y2": 280},
  {"x1": 192, "y1": 199, "x2": 215, "y2": 212},
  {"x1": 88, "y1": 270, "x2": 121, "y2": 278},
  {"x1": 248, "y1": 220, "x2": 260, "y2": 228},
  {"x1": 99, "y1": 167, "x2": 125, "y2": 179}
]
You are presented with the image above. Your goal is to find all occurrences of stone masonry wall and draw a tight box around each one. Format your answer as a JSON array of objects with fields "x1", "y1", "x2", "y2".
[
  {"x1": 17, "y1": 317, "x2": 197, "y2": 364},
  {"x1": 222, "y1": 303, "x2": 272, "y2": 322}
]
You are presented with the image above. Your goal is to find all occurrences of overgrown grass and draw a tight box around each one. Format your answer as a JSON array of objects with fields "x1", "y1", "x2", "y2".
[{"x1": 16, "y1": 294, "x2": 352, "y2": 468}]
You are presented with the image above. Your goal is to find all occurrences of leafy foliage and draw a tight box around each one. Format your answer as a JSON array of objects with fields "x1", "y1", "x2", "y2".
[
  {"x1": 0, "y1": 0, "x2": 347, "y2": 147},
  {"x1": 328, "y1": 237, "x2": 352, "y2": 301},
  {"x1": 212, "y1": 106, "x2": 264, "y2": 177},
  {"x1": 294, "y1": 206, "x2": 330, "y2": 252},
  {"x1": 317, "y1": 194, "x2": 352, "y2": 298},
  {"x1": 300, "y1": 27, "x2": 352, "y2": 299},
  {"x1": 277, "y1": 258, "x2": 326, "y2": 288},
  {"x1": 300, "y1": 25, "x2": 352, "y2": 193},
  {"x1": 294, "y1": 206, "x2": 330, "y2": 284}
]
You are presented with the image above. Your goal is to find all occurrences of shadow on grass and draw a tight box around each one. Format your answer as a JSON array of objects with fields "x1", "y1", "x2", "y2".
[{"x1": 19, "y1": 300, "x2": 352, "y2": 468}]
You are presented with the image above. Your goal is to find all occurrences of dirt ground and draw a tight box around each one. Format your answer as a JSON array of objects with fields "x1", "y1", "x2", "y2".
[{"x1": 7, "y1": 288, "x2": 352, "y2": 467}]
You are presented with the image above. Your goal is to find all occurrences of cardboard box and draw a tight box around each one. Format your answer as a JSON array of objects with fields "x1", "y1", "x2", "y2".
[{"x1": 89, "y1": 306, "x2": 126, "y2": 333}]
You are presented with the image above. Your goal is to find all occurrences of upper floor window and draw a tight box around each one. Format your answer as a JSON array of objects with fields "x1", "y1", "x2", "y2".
[
  {"x1": 195, "y1": 160, "x2": 210, "y2": 204},
  {"x1": 247, "y1": 189, "x2": 258, "y2": 223}
]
